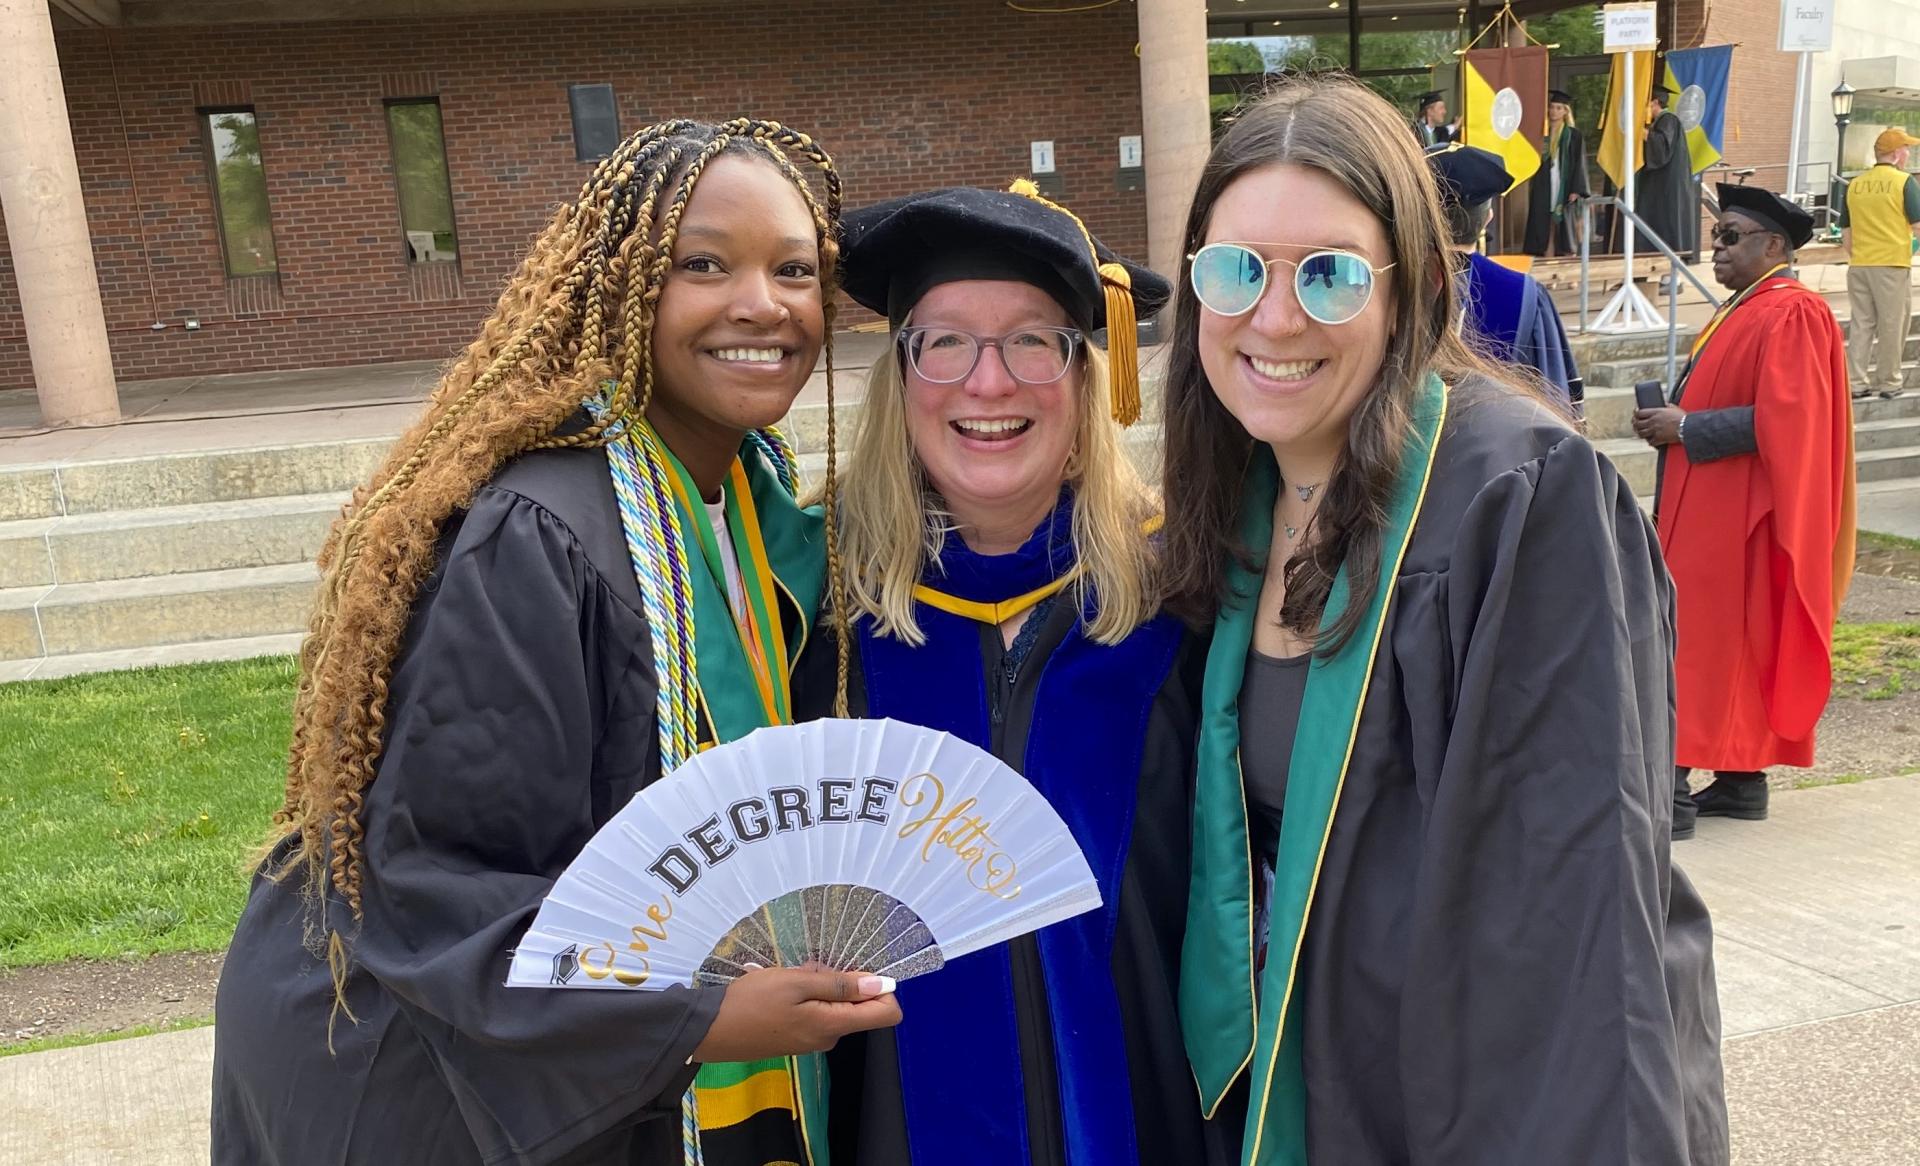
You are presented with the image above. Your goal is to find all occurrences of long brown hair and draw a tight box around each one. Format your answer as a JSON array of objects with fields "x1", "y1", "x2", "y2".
[
  {"x1": 1160, "y1": 75, "x2": 1508, "y2": 645},
  {"x1": 269, "y1": 119, "x2": 844, "y2": 979}
]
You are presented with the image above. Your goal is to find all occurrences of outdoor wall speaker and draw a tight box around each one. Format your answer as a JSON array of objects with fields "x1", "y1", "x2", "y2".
[{"x1": 568, "y1": 84, "x2": 620, "y2": 162}]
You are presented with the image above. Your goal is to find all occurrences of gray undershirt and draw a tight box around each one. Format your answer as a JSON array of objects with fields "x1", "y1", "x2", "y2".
[{"x1": 1240, "y1": 647, "x2": 1312, "y2": 839}]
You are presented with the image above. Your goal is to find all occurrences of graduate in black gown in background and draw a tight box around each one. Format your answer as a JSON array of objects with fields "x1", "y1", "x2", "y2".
[
  {"x1": 802, "y1": 184, "x2": 1220, "y2": 1166},
  {"x1": 1525, "y1": 88, "x2": 1592, "y2": 256},
  {"x1": 1411, "y1": 89, "x2": 1459, "y2": 147},
  {"x1": 1638, "y1": 82, "x2": 1699, "y2": 258},
  {"x1": 210, "y1": 121, "x2": 903, "y2": 1166},
  {"x1": 1161, "y1": 75, "x2": 1729, "y2": 1166}
]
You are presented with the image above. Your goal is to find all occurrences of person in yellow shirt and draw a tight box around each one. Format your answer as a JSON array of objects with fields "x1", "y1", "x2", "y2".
[{"x1": 1840, "y1": 127, "x2": 1920, "y2": 399}]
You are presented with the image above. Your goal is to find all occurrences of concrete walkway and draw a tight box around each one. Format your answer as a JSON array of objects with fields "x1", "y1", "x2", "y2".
[
  {"x1": 0, "y1": 333, "x2": 893, "y2": 467},
  {"x1": 2, "y1": 775, "x2": 1916, "y2": 1164}
]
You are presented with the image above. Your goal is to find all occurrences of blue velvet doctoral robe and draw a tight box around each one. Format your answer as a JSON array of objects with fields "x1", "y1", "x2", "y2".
[
  {"x1": 803, "y1": 499, "x2": 1220, "y2": 1166},
  {"x1": 1461, "y1": 251, "x2": 1584, "y2": 414}
]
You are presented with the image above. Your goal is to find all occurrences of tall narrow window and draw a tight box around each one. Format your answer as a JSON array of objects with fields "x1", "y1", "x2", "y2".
[
  {"x1": 200, "y1": 108, "x2": 278, "y2": 277},
  {"x1": 386, "y1": 99, "x2": 459, "y2": 264}
]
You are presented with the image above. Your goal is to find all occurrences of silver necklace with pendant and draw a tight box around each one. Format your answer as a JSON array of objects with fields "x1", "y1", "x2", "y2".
[{"x1": 1282, "y1": 481, "x2": 1323, "y2": 542}]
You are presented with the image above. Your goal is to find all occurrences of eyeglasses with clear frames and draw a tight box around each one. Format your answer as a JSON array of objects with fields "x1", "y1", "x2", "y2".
[{"x1": 896, "y1": 325, "x2": 1084, "y2": 385}]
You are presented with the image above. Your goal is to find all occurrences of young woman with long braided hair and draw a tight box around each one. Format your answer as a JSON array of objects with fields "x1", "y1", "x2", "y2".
[{"x1": 211, "y1": 119, "x2": 900, "y2": 1166}]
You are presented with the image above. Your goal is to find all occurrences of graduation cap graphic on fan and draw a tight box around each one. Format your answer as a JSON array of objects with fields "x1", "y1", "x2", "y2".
[{"x1": 508, "y1": 718, "x2": 1101, "y2": 990}]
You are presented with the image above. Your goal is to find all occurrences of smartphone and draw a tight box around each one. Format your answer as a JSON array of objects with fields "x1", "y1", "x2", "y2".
[{"x1": 1634, "y1": 380, "x2": 1667, "y2": 411}]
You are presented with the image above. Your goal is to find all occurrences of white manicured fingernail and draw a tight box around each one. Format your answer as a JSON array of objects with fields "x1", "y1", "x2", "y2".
[{"x1": 858, "y1": 975, "x2": 895, "y2": 996}]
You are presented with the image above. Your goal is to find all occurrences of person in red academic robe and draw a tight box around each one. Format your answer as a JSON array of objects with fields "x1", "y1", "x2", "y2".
[{"x1": 1634, "y1": 183, "x2": 1857, "y2": 839}]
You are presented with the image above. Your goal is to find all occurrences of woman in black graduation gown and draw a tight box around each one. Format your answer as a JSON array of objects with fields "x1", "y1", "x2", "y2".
[
  {"x1": 1160, "y1": 77, "x2": 1730, "y2": 1164},
  {"x1": 1524, "y1": 88, "x2": 1592, "y2": 257},
  {"x1": 210, "y1": 120, "x2": 901, "y2": 1166},
  {"x1": 801, "y1": 185, "x2": 1218, "y2": 1166}
]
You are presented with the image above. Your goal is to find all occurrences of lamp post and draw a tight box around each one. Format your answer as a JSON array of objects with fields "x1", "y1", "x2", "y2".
[{"x1": 1832, "y1": 80, "x2": 1856, "y2": 234}]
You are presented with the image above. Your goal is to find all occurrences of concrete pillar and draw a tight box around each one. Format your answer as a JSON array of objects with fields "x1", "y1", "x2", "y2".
[
  {"x1": 0, "y1": 0, "x2": 119, "y2": 427},
  {"x1": 1137, "y1": 0, "x2": 1211, "y2": 282}
]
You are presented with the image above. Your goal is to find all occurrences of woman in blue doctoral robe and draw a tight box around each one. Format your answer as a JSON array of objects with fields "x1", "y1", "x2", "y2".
[
  {"x1": 797, "y1": 183, "x2": 1223, "y2": 1166},
  {"x1": 1429, "y1": 142, "x2": 1586, "y2": 414}
]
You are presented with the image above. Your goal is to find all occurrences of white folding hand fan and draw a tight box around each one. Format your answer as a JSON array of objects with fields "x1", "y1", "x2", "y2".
[{"x1": 507, "y1": 718, "x2": 1100, "y2": 990}]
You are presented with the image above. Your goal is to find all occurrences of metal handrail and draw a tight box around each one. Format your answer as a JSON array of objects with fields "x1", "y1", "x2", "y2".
[{"x1": 1575, "y1": 197, "x2": 1722, "y2": 388}]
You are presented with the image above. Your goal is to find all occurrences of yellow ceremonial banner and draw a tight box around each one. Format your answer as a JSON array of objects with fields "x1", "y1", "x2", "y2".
[
  {"x1": 1596, "y1": 50, "x2": 1656, "y2": 188},
  {"x1": 1461, "y1": 47, "x2": 1546, "y2": 188}
]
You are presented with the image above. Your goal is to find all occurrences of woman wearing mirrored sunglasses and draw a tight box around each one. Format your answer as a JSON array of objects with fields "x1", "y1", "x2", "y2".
[{"x1": 1161, "y1": 75, "x2": 1729, "y2": 1166}]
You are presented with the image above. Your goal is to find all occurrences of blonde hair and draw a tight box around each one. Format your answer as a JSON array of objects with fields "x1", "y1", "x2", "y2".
[{"x1": 827, "y1": 341, "x2": 1158, "y2": 646}]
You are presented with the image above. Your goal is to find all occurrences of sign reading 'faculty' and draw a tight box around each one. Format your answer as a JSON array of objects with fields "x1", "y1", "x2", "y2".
[{"x1": 1778, "y1": 0, "x2": 1834, "y2": 52}]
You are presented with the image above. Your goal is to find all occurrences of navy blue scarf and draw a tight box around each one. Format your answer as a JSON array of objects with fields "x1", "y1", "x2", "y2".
[{"x1": 856, "y1": 495, "x2": 1182, "y2": 1166}]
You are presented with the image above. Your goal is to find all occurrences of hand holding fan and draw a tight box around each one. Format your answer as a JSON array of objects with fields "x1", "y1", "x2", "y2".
[{"x1": 508, "y1": 718, "x2": 1100, "y2": 990}]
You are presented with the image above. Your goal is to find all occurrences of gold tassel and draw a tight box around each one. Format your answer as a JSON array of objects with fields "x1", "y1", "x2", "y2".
[
  {"x1": 1007, "y1": 179, "x2": 1144, "y2": 427},
  {"x1": 1100, "y1": 261, "x2": 1140, "y2": 426}
]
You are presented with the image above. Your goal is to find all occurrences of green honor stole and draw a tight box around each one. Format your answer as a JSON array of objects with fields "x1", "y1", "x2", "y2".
[
  {"x1": 656, "y1": 436, "x2": 832, "y2": 1164},
  {"x1": 1180, "y1": 375, "x2": 1448, "y2": 1165}
]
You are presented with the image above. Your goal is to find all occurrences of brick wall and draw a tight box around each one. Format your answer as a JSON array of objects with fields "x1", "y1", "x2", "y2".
[
  {"x1": 1703, "y1": 0, "x2": 1797, "y2": 186},
  {"x1": 0, "y1": 0, "x2": 1148, "y2": 390}
]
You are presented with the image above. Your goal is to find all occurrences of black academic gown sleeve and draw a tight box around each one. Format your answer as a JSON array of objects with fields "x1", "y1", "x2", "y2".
[
  {"x1": 1281, "y1": 384, "x2": 1728, "y2": 1165},
  {"x1": 1569, "y1": 126, "x2": 1594, "y2": 201},
  {"x1": 1639, "y1": 114, "x2": 1699, "y2": 256},
  {"x1": 212, "y1": 457, "x2": 723, "y2": 1166},
  {"x1": 1398, "y1": 430, "x2": 1715, "y2": 1162}
]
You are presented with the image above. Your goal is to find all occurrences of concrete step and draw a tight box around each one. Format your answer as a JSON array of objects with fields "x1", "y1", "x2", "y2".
[
  {"x1": 1857, "y1": 445, "x2": 1920, "y2": 484},
  {"x1": 1569, "y1": 327, "x2": 1700, "y2": 364},
  {"x1": 0, "y1": 561, "x2": 317, "y2": 663},
  {"x1": 1840, "y1": 331, "x2": 1920, "y2": 363},
  {"x1": 0, "y1": 492, "x2": 341, "y2": 590},
  {"x1": 1583, "y1": 382, "x2": 1920, "y2": 444},
  {"x1": 1589, "y1": 355, "x2": 1920, "y2": 393},
  {"x1": 1586, "y1": 353, "x2": 1682, "y2": 390},
  {"x1": 1584, "y1": 387, "x2": 1640, "y2": 442},
  {"x1": 0, "y1": 437, "x2": 390, "y2": 522},
  {"x1": 0, "y1": 631, "x2": 303, "y2": 684},
  {"x1": 1600, "y1": 430, "x2": 1920, "y2": 497},
  {"x1": 1598, "y1": 438, "x2": 1660, "y2": 496},
  {"x1": 1838, "y1": 312, "x2": 1920, "y2": 342},
  {"x1": 1856, "y1": 416, "x2": 1920, "y2": 453}
]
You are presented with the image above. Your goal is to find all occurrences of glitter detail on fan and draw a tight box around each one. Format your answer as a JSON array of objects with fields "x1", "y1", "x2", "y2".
[{"x1": 696, "y1": 883, "x2": 948, "y2": 985}]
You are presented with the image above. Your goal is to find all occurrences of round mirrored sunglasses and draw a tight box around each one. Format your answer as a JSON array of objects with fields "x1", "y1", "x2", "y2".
[{"x1": 1186, "y1": 242, "x2": 1394, "y2": 326}]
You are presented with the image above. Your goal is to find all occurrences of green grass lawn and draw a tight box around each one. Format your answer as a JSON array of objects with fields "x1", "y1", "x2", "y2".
[
  {"x1": 0, "y1": 1015, "x2": 213, "y2": 1058},
  {"x1": 1859, "y1": 530, "x2": 1920, "y2": 555},
  {"x1": 1831, "y1": 622, "x2": 1920, "y2": 700},
  {"x1": 0, "y1": 657, "x2": 297, "y2": 968}
]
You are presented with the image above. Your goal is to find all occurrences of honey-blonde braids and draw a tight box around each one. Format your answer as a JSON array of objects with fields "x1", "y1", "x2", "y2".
[{"x1": 266, "y1": 121, "x2": 851, "y2": 1005}]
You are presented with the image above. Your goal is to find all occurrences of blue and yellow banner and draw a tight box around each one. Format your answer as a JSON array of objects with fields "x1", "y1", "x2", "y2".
[{"x1": 1665, "y1": 45, "x2": 1734, "y2": 175}]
